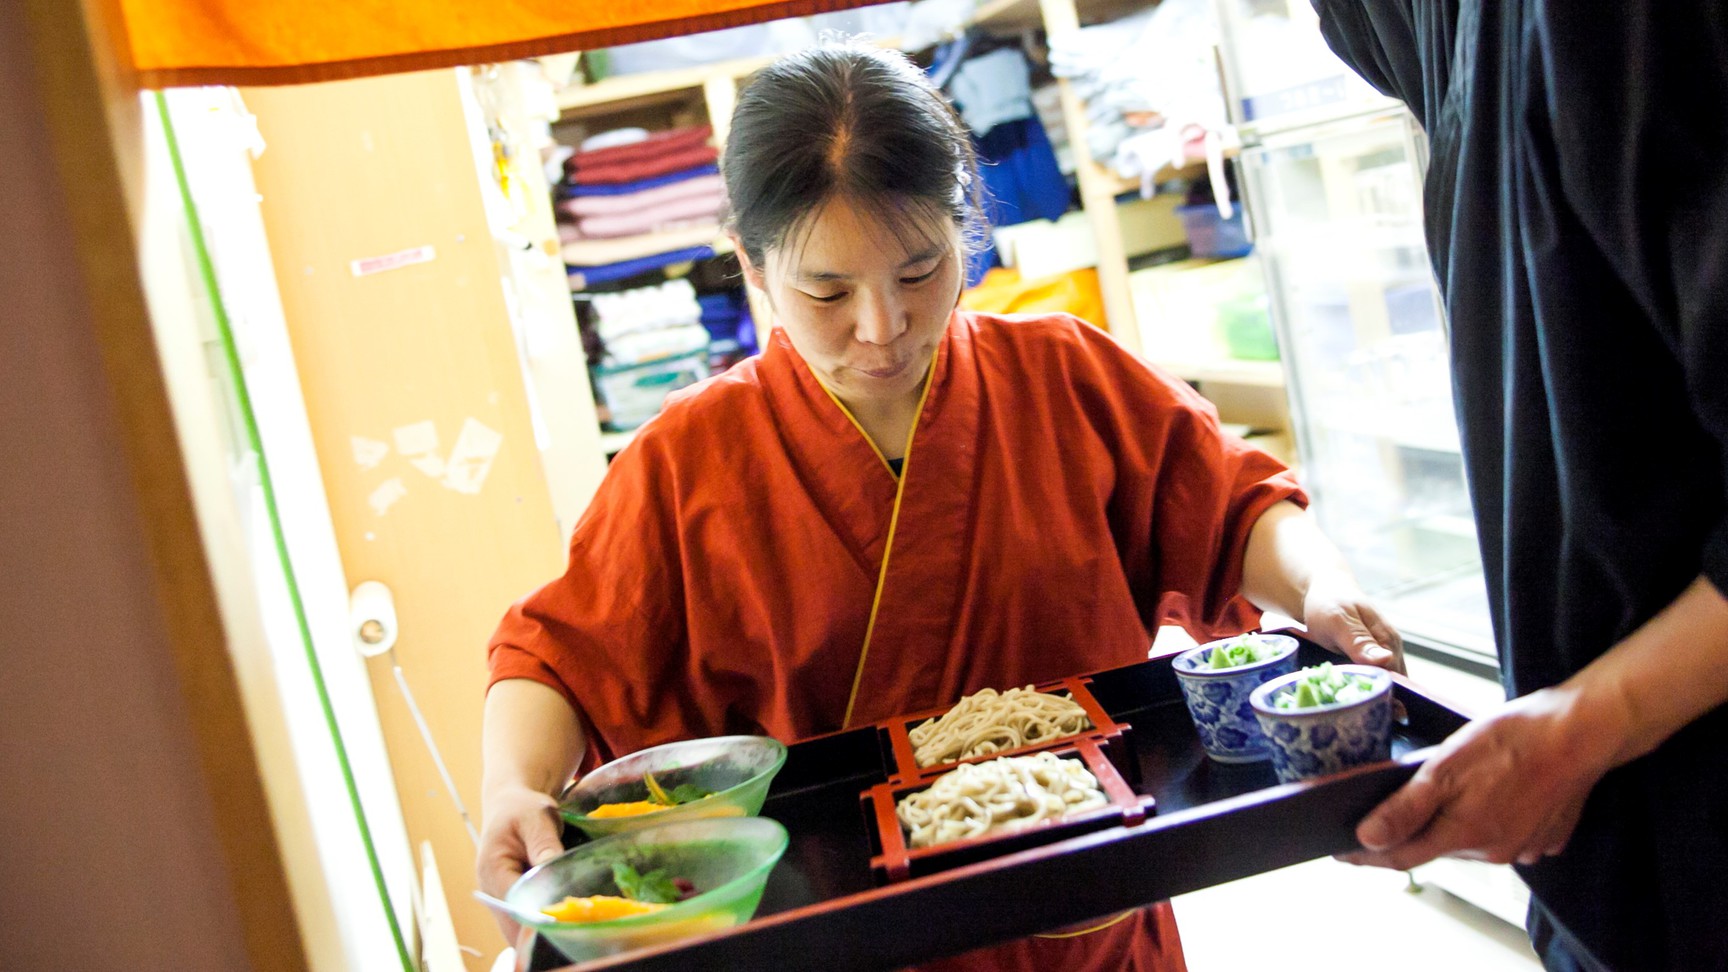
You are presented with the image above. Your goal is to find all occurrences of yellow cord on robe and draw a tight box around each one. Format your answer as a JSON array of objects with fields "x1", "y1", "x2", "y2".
[
  {"x1": 815, "y1": 377, "x2": 898, "y2": 478},
  {"x1": 818, "y1": 357, "x2": 938, "y2": 729},
  {"x1": 1032, "y1": 909, "x2": 1136, "y2": 939}
]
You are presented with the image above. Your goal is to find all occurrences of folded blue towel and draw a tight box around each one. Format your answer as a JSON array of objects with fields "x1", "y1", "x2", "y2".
[{"x1": 567, "y1": 245, "x2": 716, "y2": 289}]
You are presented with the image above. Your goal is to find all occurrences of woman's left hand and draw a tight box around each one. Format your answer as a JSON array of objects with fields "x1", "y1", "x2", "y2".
[{"x1": 1301, "y1": 571, "x2": 1405, "y2": 673}]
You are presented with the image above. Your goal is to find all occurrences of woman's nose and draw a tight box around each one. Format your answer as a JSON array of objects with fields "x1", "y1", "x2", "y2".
[{"x1": 853, "y1": 290, "x2": 906, "y2": 346}]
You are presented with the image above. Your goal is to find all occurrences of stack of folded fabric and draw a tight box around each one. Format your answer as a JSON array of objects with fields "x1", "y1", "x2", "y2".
[
  {"x1": 557, "y1": 125, "x2": 728, "y2": 289},
  {"x1": 586, "y1": 277, "x2": 711, "y2": 368},
  {"x1": 696, "y1": 289, "x2": 757, "y2": 370},
  {"x1": 1046, "y1": 0, "x2": 1226, "y2": 191}
]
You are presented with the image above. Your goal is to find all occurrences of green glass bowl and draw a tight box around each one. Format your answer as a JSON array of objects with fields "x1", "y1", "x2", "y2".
[
  {"x1": 506, "y1": 816, "x2": 789, "y2": 964},
  {"x1": 558, "y1": 735, "x2": 787, "y2": 839}
]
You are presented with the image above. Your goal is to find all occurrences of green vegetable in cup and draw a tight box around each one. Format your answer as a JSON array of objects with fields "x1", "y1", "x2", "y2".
[
  {"x1": 611, "y1": 861, "x2": 696, "y2": 904},
  {"x1": 1208, "y1": 635, "x2": 1272, "y2": 670},
  {"x1": 1274, "y1": 663, "x2": 1376, "y2": 709}
]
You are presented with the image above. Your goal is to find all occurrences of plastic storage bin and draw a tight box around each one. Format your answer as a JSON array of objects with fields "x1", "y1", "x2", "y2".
[
  {"x1": 1176, "y1": 203, "x2": 1253, "y2": 259},
  {"x1": 592, "y1": 349, "x2": 710, "y2": 431},
  {"x1": 1216, "y1": 292, "x2": 1278, "y2": 360}
]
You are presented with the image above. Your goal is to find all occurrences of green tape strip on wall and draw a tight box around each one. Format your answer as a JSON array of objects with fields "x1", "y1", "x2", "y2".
[{"x1": 154, "y1": 90, "x2": 417, "y2": 972}]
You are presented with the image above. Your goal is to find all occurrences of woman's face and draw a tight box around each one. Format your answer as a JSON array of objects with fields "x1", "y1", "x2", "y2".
[{"x1": 742, "y1": 196, "x2": 963, "y2": 411}]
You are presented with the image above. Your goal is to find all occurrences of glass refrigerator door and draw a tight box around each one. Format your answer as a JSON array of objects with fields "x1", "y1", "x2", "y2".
[
  {"x1": 1241, "y1": 111, "x2": 1496, "y2": 662},
  {"x1": 1212, "y1": 0, "x2": 1394, "y2": 135}
]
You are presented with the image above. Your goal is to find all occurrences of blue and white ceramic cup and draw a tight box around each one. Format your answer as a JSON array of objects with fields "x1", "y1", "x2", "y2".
[
  {"x1": 1172, "y1": 634, "x2": 1301, "y2": 763},
  {"x1": 1249, "y1": 665, "x2": 1395, "y2": 784}
]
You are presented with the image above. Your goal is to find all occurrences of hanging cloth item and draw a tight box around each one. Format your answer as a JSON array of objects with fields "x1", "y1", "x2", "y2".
[
  {"x1": 120, "y1": 0, "x2": 888, "y2": 87},
  {"x1": 947, "y1": 47, "x2": 1034, "y2": 138},
  {"x1": 960, "y1": 266, "x2": 1106, "y2": 332},
  {"x1": 973, "y1": 114, "x2": 1069, "y2": 229}
]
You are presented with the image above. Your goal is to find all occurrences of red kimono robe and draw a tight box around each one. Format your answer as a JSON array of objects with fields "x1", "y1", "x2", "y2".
[{"x1": 489, "y1": 310, "x2": 1305, "y2": 972}]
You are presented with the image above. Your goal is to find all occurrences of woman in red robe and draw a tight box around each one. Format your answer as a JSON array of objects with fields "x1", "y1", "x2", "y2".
[{"x1": 479, "y1": 42, "x2": 1403, "y2": 971}]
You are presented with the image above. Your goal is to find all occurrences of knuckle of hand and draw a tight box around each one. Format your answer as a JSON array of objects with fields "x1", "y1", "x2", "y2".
[{"x1": 1389, "y1": 850, "x2": 1427, "y2": 871}]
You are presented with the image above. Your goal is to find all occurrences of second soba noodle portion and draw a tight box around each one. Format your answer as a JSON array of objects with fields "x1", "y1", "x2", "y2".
[
  {"x1": 896, "y1": 752, "x2": 1109, "y2": 849},
  {"x1": 909, "y1": 686, "x2": 1093, "y2": 767}
]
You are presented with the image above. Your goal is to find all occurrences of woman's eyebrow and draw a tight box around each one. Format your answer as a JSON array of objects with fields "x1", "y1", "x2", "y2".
[
  {"x1": 794, "y1": 248, "x2": 944, "y2": 283},
  {"x1": 795, "y1": 268, "x2": 851, "y2": 283}
]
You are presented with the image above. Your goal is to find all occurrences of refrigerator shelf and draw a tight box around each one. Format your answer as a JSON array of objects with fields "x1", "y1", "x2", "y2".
[{"x1": 520, "y1": 635, "x2": 1471, "y2": 971}]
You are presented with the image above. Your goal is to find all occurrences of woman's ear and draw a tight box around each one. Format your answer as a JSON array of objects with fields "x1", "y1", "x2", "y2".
[{"x1": 731, "y1": 235, "x2": 767, "y2": 292}]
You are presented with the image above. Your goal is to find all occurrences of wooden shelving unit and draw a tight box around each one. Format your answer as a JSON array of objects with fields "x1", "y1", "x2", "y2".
[
  {"x1": 554, "y1": 57, "x2": 774, "y2": 348},
  {"x1": 555, "y1": 54, "x2": 778, "y2": 116},
  {"x1": 1101, "y1": 147, "x2": 1239, "y2": 199},
  {"x1": 561, "y1": 227, "x2": 733, "y2": 271},
  {"x1": 972, "y1": 0, "x2": 1160, "y2": 32},
  {"x1": 545, "y1": 0, "x2": 1285, "y2": 440},
  {"x1": 1162, "y1": 358, "x2": 1285, "y2": 388},
  {"x1": 999, "y1": 0, "x2": 1271, "y2": 406}
]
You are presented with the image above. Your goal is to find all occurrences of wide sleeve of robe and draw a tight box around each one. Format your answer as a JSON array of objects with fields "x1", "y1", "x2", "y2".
[
  {"x1": 1004, "y1": 315, "x2": 1306, "y2": 641},
  {"x1": 486, "y1": 417, "x2": 695, "y2": 770}
]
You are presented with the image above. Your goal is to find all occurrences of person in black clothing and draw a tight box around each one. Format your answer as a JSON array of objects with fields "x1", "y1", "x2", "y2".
[{"x1": 1308, "y1": 2, "x2": 1728, "y2": 970}]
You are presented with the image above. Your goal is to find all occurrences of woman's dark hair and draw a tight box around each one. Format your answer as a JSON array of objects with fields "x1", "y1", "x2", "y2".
[{"x1": 722, "y1": 41, "x2": 986, "y2": 270}]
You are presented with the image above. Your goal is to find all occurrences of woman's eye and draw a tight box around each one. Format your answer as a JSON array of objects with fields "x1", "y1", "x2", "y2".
[
  {"x1": 900, "y1": 268, "x2": 938, "y2": 285},
  {"x1": 805, "y1": 291, "x2": 846, "y2": 304}
]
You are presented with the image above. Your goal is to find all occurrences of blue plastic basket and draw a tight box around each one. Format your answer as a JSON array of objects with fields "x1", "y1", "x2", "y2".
[{"x1": 1176, "y1": 204, "x2": 1252, "y2": 259}]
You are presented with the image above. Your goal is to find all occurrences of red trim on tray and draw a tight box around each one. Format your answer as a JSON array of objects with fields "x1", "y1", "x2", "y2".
[
  {"x1": 886, "y1": 676, "x2": 1135, "y2": 781},
  {"x1": 866, "y1": 739, "x2": 1156, "y2": 884}
]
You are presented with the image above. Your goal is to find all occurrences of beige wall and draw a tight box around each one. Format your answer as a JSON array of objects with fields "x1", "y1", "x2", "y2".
[
  {"x1": 243, "y1": 70, "x2": 570, "y2": 971},
  {"x1": 1, "y1": 1, "x2": 308, "y2": 969}
]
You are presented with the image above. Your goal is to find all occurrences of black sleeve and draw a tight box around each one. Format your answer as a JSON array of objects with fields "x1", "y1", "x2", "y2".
[
  {"x1": 1310, "y1": 0, "x2": 1458, "y2": 132},
  {"x1": 1536, "y1": 3, "x2": 1728, "y2": 595}
]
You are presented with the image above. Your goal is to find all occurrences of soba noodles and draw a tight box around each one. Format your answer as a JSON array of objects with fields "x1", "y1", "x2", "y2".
[
  {"x1": 896, "y1": 752, "x2": 1109, "y2": 849},
  {"x1": 909, "y1": 686, "x2": 1092, "y2": 767}
]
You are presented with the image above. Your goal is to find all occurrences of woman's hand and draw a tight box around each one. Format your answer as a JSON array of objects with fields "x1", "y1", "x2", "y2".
[
  {"x1": 1301, "y1": 570, "x2": 1405, "y2": 673},
  {"x1": 477, "y1": 679, "x2": 587, "y2": 944},
  {"x1": 1240, "y1": 502, "x2": 1404, "y2": 672},
  {"x1": 477, "y1": 783, "x2": 567, "y2": 942},
  {"x1": 1340, "y1": 682, "x2": 1621, "y2": 870}
]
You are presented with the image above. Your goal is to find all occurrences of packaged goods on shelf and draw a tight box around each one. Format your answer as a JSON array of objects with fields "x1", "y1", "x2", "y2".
[{"x1": 591, "y1": 350, "x2": 711, "y2": 431}]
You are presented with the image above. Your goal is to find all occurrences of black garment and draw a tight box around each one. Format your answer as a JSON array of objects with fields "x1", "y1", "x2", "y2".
[
  {"x1": 1313, "y1": 2, "x2": 1728, "y2": 968},
  {"x1": 1528, "y1": 899, "x2": 1611, "y2": 972},
  {"x1": 887, "y1": 456, "x2": 904, "y2": 477}
]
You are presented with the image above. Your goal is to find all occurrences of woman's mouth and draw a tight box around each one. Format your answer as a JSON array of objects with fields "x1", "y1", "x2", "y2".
[{"x1": 860, "y1": 360, "x2": 910, "y2": 380}]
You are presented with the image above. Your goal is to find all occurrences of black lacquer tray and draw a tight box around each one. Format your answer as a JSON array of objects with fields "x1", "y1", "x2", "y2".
[{"x1": 521, "y1": 636, "x2": 1468, "y2": 971}]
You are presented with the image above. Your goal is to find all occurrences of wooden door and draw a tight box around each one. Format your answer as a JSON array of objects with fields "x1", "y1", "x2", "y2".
[{"x1": 244, "y1": 69, "x2": 569, "y2": 972}]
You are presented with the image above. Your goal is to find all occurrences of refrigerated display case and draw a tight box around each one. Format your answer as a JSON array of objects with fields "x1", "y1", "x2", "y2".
[
  {"x1": 1226, "y1": 98, "x2": 1495, "y2": 663},
  {"x1": 1211, "y1": 0, "x2": 1393, "y2": 134},
  {"x1": 1211, "y1": 3, "x2": 1522, "y2": 930}
]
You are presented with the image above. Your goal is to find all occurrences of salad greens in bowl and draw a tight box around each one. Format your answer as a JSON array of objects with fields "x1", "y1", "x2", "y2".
[
  {"x1": 1171, "y1": 633, "x2": 1301, "y2": 763},
  {"x1": 503, "y1": 816, "x2": 789, "y2": 963},
  {"x1": 559, "y1": 735, "x2": 787, "y2": 839},
  {"x1": 1249, "y1": 663, "x2": 1395, "y2": 783}
]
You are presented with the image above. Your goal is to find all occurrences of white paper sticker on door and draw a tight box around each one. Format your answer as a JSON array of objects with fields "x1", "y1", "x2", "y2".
[
  {"x1": 368, "y1": 477, "x2": 408, "y2": 516},
  {"x1": 351, "y1": 435, "x2": 389, "y2": 470},
  {"x1": 393, "y1": 420, "x2": 440, "y2": 458},
  {"x1": 351, "y1": 245, "x2": 436, "y2": 277},
  {"x1": 441, "y1": 418, "x2": 502, "y2": 495},
  {"x1": 409, "y1": 453, "x2": 447, "y2": 479}
]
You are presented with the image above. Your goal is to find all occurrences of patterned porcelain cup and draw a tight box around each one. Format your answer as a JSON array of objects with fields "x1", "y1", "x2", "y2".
[
  {"x1": 1172, "y1": 634, "x2": 1301, "y2": 763},
  {"x1": 1249, "y1": 665, "x2": 1395, "y2": 784}
]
